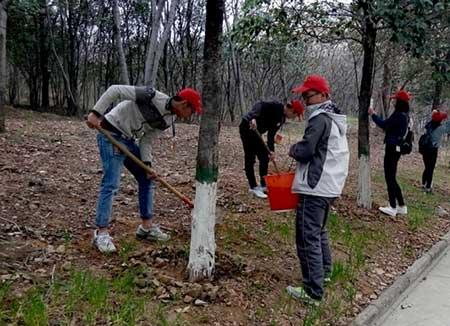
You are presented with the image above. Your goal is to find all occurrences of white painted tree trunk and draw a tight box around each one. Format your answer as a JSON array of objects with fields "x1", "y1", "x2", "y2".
[
  {"x1": 187, "y1": 181, "x2": 217, "y2": 281},
  {"x1": 357, "y1": 154, "x2": 372, "y2": 209},
  {"x1": 188, "y1": 0, "x2": 224, "y2": 282}
]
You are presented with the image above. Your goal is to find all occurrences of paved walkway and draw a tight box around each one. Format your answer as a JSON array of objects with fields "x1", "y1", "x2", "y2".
[{"x1": 378, "y1": 247, "x2": 450, "y2": 326}]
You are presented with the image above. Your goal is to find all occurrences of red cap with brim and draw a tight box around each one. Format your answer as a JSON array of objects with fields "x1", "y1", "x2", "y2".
[
  {"x1": 290, "y1": 100, "x2": 305, "y2": 116},
  {"x1": 292, "y1": 75, "x2": 330, "y2": 95},
  {"x1": 177, "y1": 88, "x2": 202, "y2": 114},
  {"x1": 432, "y1": 110, "x2": 448, "y2": 122},
  {"x1": 390, "y1": 90, "x2": 410, "y2": 103}
]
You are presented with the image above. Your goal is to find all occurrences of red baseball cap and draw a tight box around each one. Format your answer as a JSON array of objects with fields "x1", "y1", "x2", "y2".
[
  {"x1": 390, "y1": 89, "x2": 411, "y2": 103},
  {"x1": 292, "y1": 75, "x2": 330, "y2": 95},
  {"x1": 289, "y1": 99, "x2": 305, "y2": 116},
  {"x1": 177, "y1": 88, "x2": 202, "y2": 114},
  {"x1": 432, "y1": 110, "x2": 448, "y2": 122}
]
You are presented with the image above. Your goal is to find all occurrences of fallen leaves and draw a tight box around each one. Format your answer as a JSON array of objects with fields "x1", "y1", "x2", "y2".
[{"x1": 1, "y1": 108, "x2": 450, "y2": 325}]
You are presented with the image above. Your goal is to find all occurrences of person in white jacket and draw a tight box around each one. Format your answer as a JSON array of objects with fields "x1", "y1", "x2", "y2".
[
  {"x1": 86, "y1": 85, "x2": 202, "y2": 253},
  {"x1": 286, "y1": 75, "x2": 349, "y2": 305}
]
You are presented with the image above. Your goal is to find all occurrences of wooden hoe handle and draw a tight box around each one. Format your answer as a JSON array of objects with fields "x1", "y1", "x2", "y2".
[
  {"x1": 253, "y1": 129, "x2": 280, "y2": 174},
  {"x1": 96, "y1": 126, "x2": 194, "y2": 209}
]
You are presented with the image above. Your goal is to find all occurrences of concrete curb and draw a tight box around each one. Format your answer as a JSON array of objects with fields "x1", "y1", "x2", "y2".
[{"x1": 352, "y1": 231, "x2": 450, "y2": 326}]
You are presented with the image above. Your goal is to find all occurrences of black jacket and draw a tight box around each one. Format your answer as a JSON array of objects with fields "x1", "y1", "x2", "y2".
[
  {"x1": 372, "y1": 111, "x2": 408, "y2": 145},
  {"x1": 242, "y1": 101, "x2": 285, "y2": 151}
]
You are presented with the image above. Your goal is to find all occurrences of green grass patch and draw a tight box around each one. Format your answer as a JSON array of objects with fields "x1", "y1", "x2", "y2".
[
  {"x1": 372, "y1": 171, "x2": 449, "y2": 231},
  {"x1": 22, "y1": 289, "x2": 48, "y2": 326},
  {"x1": 302, "y1": 304, "x2": 325, "y2": 326},
  {"x1": 252, "y1": 233, "x2": 274, "y2": 257},
  {"x1": 0, "y1": 267, "x2": 187, "y2": 325},
  {"x1": 322, "y1": 211, "x2": 391, "y2": 322},
  {"x1": 0, "y1": 282, "x2": 21, "y2": 325},
  {"x1": 118, "y1": 238, "x2": 138, "y2": 264},
  {"x1": 263, "y1": 212, "x2": 295, "y2": 244},
  {"x1": 221, "y1": 223, "x2": 247, "y2": 250},
  {"x1": 398, "y1": 175, "x2": 447, "y2": 231}
]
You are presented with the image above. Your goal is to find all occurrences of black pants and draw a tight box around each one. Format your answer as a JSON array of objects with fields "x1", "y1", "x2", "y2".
[
  {"x1": 296, "y1": 194, "x2": 335, "y2": 300},
  {"x1": 239, "y1": 120, "x2": 269, "y2": 189},
  {"x1": 384, "y1": 144, "x2": 405, "y2": 208},
  {"x1": 422, "y1": 148, "x2": 438, "y2": 189}
]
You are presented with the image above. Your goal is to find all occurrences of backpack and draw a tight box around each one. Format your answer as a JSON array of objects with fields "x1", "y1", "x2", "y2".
[
  {"x1": 400, "y1": 128, "x2": 414, "y2": 155},
  {"x1": 418, "y1": 127, "x2": 436, "y2": 154},
  {"x1": 399, "y1": 115, "x2": 413, "y2": 155}
]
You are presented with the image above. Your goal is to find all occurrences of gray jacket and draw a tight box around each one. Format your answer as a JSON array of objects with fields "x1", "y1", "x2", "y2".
[
  {"x1": 429, "y1": 120, "x2": 450, "y2": 148},
  {"x1": 289, "y1": 101, "x2": 349, "y2": 198},
  {"x1": 91, "y1": 85, "x2": 174, "y2": 163}
]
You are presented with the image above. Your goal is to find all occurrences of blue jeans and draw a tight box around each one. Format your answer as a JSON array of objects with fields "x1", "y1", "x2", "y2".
[{"x1": 96, "y1": 133, "x2": 154, "y2": 228}]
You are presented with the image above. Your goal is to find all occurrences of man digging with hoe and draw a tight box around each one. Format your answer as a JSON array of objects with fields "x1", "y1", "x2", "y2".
[{"x1": 86, "y1": 85, "x2": 202, "y2": 253}]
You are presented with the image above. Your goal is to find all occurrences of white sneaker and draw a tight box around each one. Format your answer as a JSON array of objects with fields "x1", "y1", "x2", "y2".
[
  {"x1": 93, "y1": 230, "x2": 117, "y2": 253},
  {"x1": 259, "y1": 185, "x2": 268, "y2": 194},
  {"x1": 397, "y1": 206, "x2": 408, "y2": 215},
  {"x1": 249, "y1": 187, "x2": 267, "y2": 199},
  {"x1": 379, "y1": 206, "x2": 397, "y2": 217}
]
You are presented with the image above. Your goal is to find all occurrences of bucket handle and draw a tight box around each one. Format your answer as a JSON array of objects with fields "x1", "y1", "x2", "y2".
[{"x1": 287, "y1": 158, "x2": 296, "y2": 172}]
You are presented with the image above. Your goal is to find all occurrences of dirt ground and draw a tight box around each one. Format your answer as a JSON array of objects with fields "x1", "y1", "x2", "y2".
[{"x1": 1, "y1": 107, "x2": 450, "y2": 325}]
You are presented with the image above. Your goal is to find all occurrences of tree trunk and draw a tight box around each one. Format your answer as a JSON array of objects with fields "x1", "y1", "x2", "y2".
[
  {"x1": 8, "y1": 65, "x2": 17, "y2": 105},
  {"x1": 144, "y1": 0, "x2": 163, "y2": 85},
  {"x1": 431, "y1": 77, "x2": 443, "y2": 110},
  {"x1": 0, "y1": 0, "x2": 9, "y2": 133},
  {"x1": 39, "y1": 0, "x2": 49, "y2": 110},
  {"x1": 432, "y1": 51, "x2": 450, "y2": 110},
  {"x1": 112, "y1": 0, "x2": 129, "y2": 84},
  {"x1": 30, "y1": 78, "x2": 39, "y2": 110},
  {"x1": 64, "y1": 0, "x2": 80, "y2": 116},
  {"x1": 357, "y1": 2, "x2": 376, "y2": 209},
  {"x1": 279, "y1": 50, "x2": 287, "y2": 103},
  {"x1": 224, "y1": 8, "x2": 245, "y2": 117},
  {"x1": 46, "y1": 5, "x2": 77, "y2": 115},
  {"x1": 150, "y1": 0, "x2": 178, "y2": 87},
  {"x1": 380, "y1": 47, "x2": 392, "y2": 119},
  {"x1": 144, "y1": 0, "x2": 179, "y2": 86},
  {"x1": 188, "y1": 0, "x2": 224, "y2": 282}
]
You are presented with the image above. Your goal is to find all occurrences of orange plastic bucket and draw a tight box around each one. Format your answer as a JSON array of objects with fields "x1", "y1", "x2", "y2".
[{"x1": 264, "y1": 172, "x2": 299, "y2": 212}]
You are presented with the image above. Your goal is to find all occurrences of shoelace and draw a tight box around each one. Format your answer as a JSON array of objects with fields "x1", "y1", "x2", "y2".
[{"x1": 98, "y1": 234, "x2": 113, "y2": 242}]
